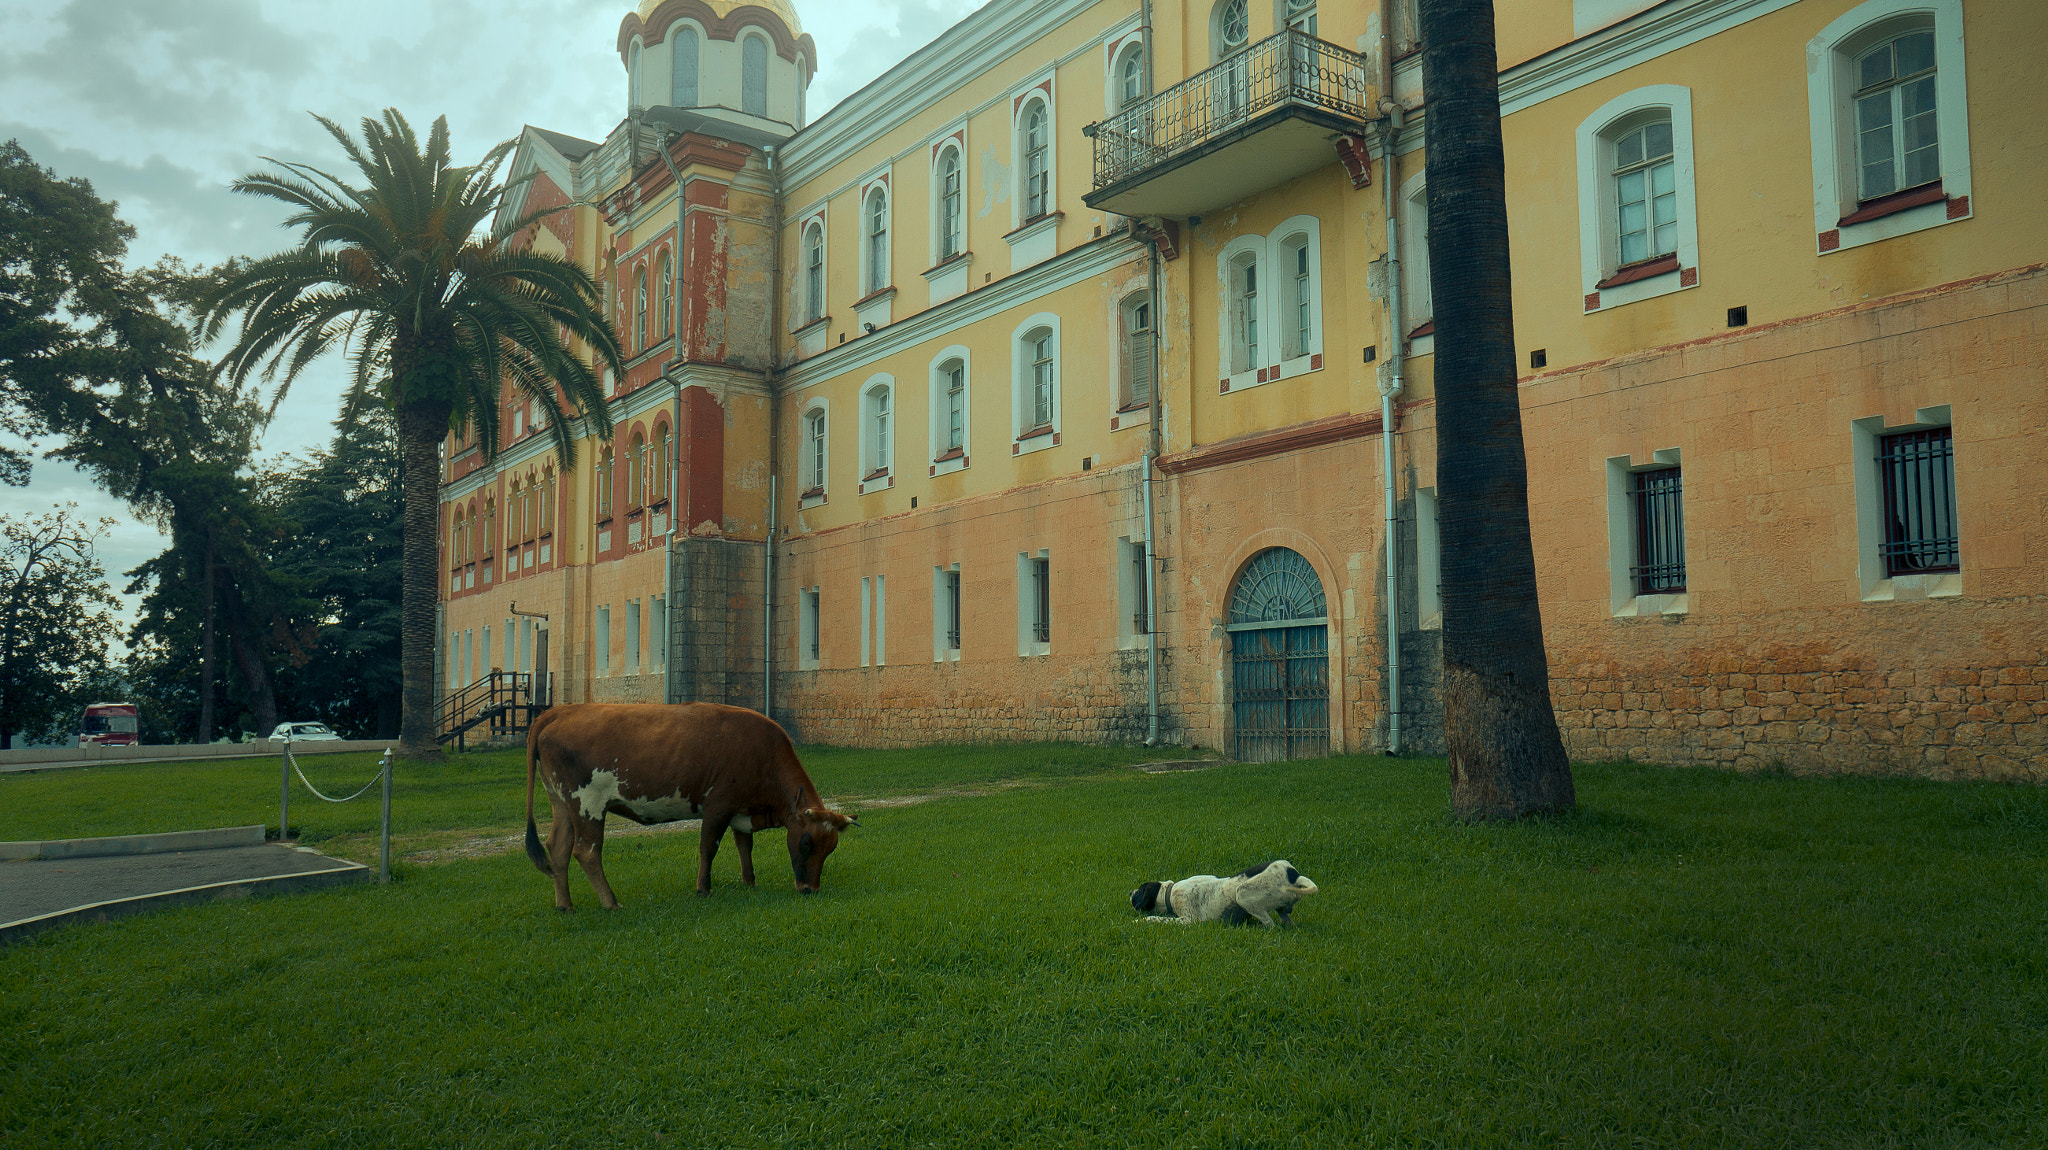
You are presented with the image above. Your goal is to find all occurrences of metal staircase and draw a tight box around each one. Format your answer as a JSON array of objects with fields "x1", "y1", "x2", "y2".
[{"x1": 437, "y1": 670, "x2": 546, "y2": 750}]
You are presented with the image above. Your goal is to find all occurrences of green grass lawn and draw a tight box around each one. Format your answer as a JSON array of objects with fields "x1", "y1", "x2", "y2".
[{"x1": 3, "y1": 748, "x2": 2045, "y2": 1148}]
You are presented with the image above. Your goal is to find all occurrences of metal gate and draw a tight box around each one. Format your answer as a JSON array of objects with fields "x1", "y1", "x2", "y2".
[{"x1": 1228, "y1": 548, "x2": 1330, "y2": 761}]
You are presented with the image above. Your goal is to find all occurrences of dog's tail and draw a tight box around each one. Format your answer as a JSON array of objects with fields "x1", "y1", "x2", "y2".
[{"x1": 524, "y1": 717, "x2": 552, "y2": 875}]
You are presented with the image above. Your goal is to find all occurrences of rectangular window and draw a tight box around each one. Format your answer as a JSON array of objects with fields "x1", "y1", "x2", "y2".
[
  {"x1": 934, "y1": 564, "x2": 962, "y2": 660},
  {"x1": 1133, "y1": 543, "x2": 1150, "y2": 635},
  {"x1": 627, "y1": 599, "x2": 642, "y2": 671},
  {"x1": 651, "y1": 595, "x2": 666, "y2": 667},
  {"x1": 596, "y1": 607, "x2": 611, "y2": 675},
  {"x1": 1293, "y1": 244, "x2": 1311, "y2": 357},
  {"x1": 1124, "y1": 297, "x2": 1153, "y2": 408},
  {"x1": 1241, "y1": 260, "x2": 1260, "y2": 367},
  {"x1": 873, "y1": 575, "x2": 886, "y2": 665},
  {"x1": 1029, "y1": 556, "x2": 1051, "y2": 644},
  {"x1": 482, "y1": 625, "x2": 492, "y2": 675},
  {"x1": 1614, "y1": 120, "x2": 1677, "y2": 265},
  {"x1": 1630, "y1": 467, "x2": 1687, "y2": 595},
  {"x1": 799, "y1": 587, "x2": 821, "y2": 668},
  {"x1": 1878, "y1": 427, "x2": 1958, "y2": 575},
  {"x1": 1119, "y1": 536, "x2": 1150, "y2": 648},
  {"x1": 1855, "y1": 32, "x2": 1939, "y2": 200},
  {"x1": 860, "y1": 576, "x2": 872, "y2": 667}
]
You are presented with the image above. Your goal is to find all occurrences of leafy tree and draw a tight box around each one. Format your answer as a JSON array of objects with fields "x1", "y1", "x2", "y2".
[
  {"x1": 1417, "y1": 0, "x2": 1575, "y2": 818},
  {"x1": 264, "y1": 408, "x2": 404, "y2": 739},
  {"x1": 199, "y1": 110, "x2": 621, "y2": 757},
  {"x1": 0, "y1": 505, "x2": 122, "y2": 748}
]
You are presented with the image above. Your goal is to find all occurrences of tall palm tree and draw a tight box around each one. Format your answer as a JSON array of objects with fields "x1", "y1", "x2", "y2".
[
  {"x1": 200, "y1": 110, "x2": 621, "y2": 757},
  {"x1": 1415, "y1": 0, "x2": 1575, "y2": 818}
]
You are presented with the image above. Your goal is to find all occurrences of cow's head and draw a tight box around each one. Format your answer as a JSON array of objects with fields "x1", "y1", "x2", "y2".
[{"x1": 788, "y1": 806, "x2": 857, "y2": 893}]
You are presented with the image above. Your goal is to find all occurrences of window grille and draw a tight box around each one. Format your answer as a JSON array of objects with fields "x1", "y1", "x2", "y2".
[
  {"x1": 1854, "y1": 31, "x2": 1938, "y2": 200},
  {"x1": 1879, "y1": 427, "x2": 1959, "y2": 575},
  {"x1": 1133, "y1": 544, "x2": 1150, "y2": 635},
  {"x1": 945, "y1": 570, "x2": 962, "y2": 651},
  {"x1": 1031, "y1": 557, "x2": 1051, "y2": 643},
  {"x1": 1630, "y1": 466, "x2": 1686, "y2": 595},
  {"x1": 1613, "y1": 119, "x2": 1676, "y2": 265},
  {"x1": 939, "y1": 152, "x2": 962, "y2": 260},
  {"x1": 803, "y1": 590, "x2": 820, "y2": 660}
]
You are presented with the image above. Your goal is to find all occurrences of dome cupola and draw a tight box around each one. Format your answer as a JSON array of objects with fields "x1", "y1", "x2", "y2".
[{"x1": 619, "y1": 0, "x2": 816, "y2": 128}]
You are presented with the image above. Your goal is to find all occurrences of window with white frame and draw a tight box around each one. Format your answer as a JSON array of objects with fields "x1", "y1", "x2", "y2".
[
  {"x1": 1027, "y1": 331, "x2": 1054, "y2": 428},
  {"x1": 801, "y1": 404, "x2": 828, "y2": 495},
  {"x1": 627, "y1": 599, "x2": 642, "y2": 671},
  {"x1": 742, "y1": 34, "x2": 769, "y2": 117},
  {"x1": 929, "y1": 349, "x2": 970, "y2": 468},
  {"x1": 656, "y1": 251, "x2": 673, "y2": 339},
  {"x1": 1214, "y1": 0, "x2": 1251, "y2": 116},
  {"x1": 859, "y1": 575, "x2": 887, "y2": 667},
  {"x1": 932, "y1": 564, "x2": 962, "y2": 661},
  {"x1": 1400, "y1": 175, "x2": 1433, "y2": 336},
  {"x1": 1010, "y1": 315, "x2": 1061, "y2": 452},
  {"x1": 1229, "y1": 250, "x2": 1259, "y2": 375},
  {"x1": 1415, "y1": 486, "x2": 1441, "y2": 629},
  {"x1": 634, "y1": 265, "x2": 648, "y2": 351},
  {"x1": 651, "y1": 594, "x2": 667, "y2": 667},
  {"x1": 596, "y1": 605, "x2": 611, "y2": 674},
  {"x1": 1021, "y1": 102, "x2": 1051, "y2": 220},
  {"x1": 627, "y1": 41, "x2": 642, "y2": 111},
  {"x1": 936, "y1": 147, "x2": 964, "y2": 262},
  {"x1": 799, "y1": 586, "x2": 820, "y2": 669},
  {"x1": 1215, "y1": 0, "x2": 1250, "y2": 59},
  {"x1": 1604, "y1": 450, "x2": 1687, "y2": 617},
  {"x1": 1852, "y1": 405, "x2": 1960, "y2": 602},
  {"x1": 802, "y1": 222, "x2": 824, "y2": 322},
  {"x1": 1808, "y1": 0, "x2": 1970, "y2": 252},
  {"x1": 1017, "y1": 549, "x2": 1051, "y2": 655},
  {"x1": 861, "y1": 377, "x2": 893, "y2": 483},
  {"x1": 1576, "y1": 85, "x2": 1699, "y2": 311},
  {"x1": 864, "y1": 186, "x2": 889, "y2": 294},
  {"x1": 1270, "y1": 222, "x2": 1321, "y2": 366},
  {"x1": 1120, "y1": 292, "x2": 1153, "y2": 410},
  {"x1": 1281, "y1": 0, "x2": 1316, "y2": 34},
  {"x1": 1114, "y1": 42, "x2": 1146, "y2": 110},
  {"x1": 1118, "y1": 536, "x2": 1152, "y2": 648},
  {"x1": 672, "y1": 25, "x2": 699, "y2": 106}
]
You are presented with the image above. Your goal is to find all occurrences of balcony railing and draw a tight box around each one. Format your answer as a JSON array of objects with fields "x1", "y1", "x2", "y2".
[{"x1": 1089, "y1": 29, "x2": 1372, "y2": 196}]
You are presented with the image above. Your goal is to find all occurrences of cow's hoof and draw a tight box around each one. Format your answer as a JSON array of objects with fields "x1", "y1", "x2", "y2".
[{"x1": 556, "y1": 906, "x2": 574, "y2": 914}]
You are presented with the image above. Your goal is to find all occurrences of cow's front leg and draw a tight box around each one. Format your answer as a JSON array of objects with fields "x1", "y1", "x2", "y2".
[
  {"x1": 570, "y1": 815, "x2": 621, "y2": 910},
  {"x1": 697, "y1": 813, "x2": 730, "y2": 896},
  {"x1": 732, "y1": 829, "x2": 757, "y2": 887}
]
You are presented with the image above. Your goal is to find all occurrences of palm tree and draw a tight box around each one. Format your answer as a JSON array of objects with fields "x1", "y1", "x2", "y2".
[
  {"x1": 200, "y1": 109, "x2": 621, "y2": 757},
  {"x1": 1415, "y1": 0, "x2": 1575, "y2": 818}
]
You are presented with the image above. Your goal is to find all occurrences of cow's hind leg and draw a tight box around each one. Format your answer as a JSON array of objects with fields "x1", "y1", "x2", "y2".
[
  {"x1": 570, "y1": 815, "x2": 621, "y2": 910},
  {"x1": 733, "y1": 829, "x2": 757, "y2": 887},
  {"x1": 546, "y1": 800, "x2": 577, "y2": 912}
]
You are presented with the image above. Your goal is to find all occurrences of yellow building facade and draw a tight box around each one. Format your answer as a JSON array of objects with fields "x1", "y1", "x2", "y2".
[{"x1": 441, "y1": 0, "x2": 2047, "y2": 776}]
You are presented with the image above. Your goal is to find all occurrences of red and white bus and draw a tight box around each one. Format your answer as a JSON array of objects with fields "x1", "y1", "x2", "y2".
[{"x1": 78, "y1": 702, "x2": 140, "y2": 747}]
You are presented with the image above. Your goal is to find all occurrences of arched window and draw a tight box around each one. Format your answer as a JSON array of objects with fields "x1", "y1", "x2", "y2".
[
  {"x1": 1278, "y1": 231, "x2": 1316, "y2": 361},
  {"x1": 1216, "y1": 0, "x2": 1250, "y2": 58},
  {"x1": 1022, "y1": 103, "x2": 1050, "y2": 219},
  {"x1": 941, "y1": 358, "x2": 966, "y2": 454},
  {"x1": 634, "y1": 265, "x2": 648, "y2": 352},
  {"x1": 802, "y1": 222, "x2": 825, "y2": 321},
  {"x1": 655, "y1": 426, "x2": 672, "y2": 504},
  {"x1": 540, "y1": 466, "x2": 556, "y2": 534},
  {"x1": 863, "y1": 380, "x2": 892, "y2": 478},
  {"x1": 481, "y1": 498, "x2": 495, "y2": 558},
  {"x1": 865, "y1": 186, "x2": 889, "y2": 294},
  {"x1": 510, "y1": 480, "x2": 525, "y2": 544},
  {"x1": 803, "y1": 407, "x2": 828, "y2": 493},
  {"x1": 1612, "y1": 117, "x2": 1677, "y2": 266},
  {"x1": 671, "y1": 26, "x2": 699, "y2": 107},
  {"x1": 1852, "y1": 29, "x2": 1938, "y2": 199},
  {"x1": 627, "y1": 41, "x2": 642, "y2": 110},
  {"x1": 627, "y1": 431, "x2": 645, "y2": 508},
  {"x1": 597, "y1": 447, "x2": 614, "y2": 517},
  {"x1": 449, "y1": 512, "x2": 461, "y2": 569},
  {"x1": 742, "y1": 35, "x2": 769, "y2": 117},
  {"x1": 1117, "y1": 43, "x2": 1146, "y2": 110},
  {"x1": 1282, "y1": 0, "x2": 1316, "y2": 35},
  {"x1": 1027, "y1": 328, "x2": 1055, "y2": 429},
  {"x1": 1120, "y1": 291, "x2": 1153, "y2": 409},
  {"x1": 937, "y1": 148, "x2": 963, "y2": 261},
  {"x1": 1230, "y1": 251, "x2": 1260, "y2": 374},
  {"x1": 1214, "y1": 0, "x2": 1251, "y2": 115},
  {"x1": 656, "y1": 251, "x2": 673, "y2": 338}
]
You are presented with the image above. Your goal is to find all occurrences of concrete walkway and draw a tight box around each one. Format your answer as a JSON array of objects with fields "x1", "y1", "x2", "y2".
[{"x1": 1, "y1": 827, "x2": 369, "y2": 945}]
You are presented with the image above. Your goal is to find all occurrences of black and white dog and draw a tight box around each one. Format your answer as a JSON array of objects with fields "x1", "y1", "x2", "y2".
[{"x1": 1129, "y1": 860, "x2": 1317, "y2": 928}]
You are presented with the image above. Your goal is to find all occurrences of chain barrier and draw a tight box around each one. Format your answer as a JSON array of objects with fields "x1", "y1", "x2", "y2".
[{"x1": 278, "y1": 740, "x2": 394, "y2": 885}]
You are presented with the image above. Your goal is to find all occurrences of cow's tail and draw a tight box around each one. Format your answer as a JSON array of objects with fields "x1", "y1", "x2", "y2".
[{"x1": 525, "y1": 718, "x2": 552, "y2": 875}]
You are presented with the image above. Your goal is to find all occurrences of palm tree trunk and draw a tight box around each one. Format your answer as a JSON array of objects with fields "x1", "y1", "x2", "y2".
[
  {"x1": 198, "y1": 531, "x2": 216, "y2": 743},
  {"x1": 1418, "y1": 0, "x2": 1575, "y2": 819},
  {"x1": 397, "y1": 399, "x2": 449, "y2": 758}
]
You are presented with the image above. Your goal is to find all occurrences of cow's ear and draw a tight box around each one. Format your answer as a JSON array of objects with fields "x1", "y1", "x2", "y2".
[{"x1": 831, "y1": 810, "x2": 857, "y2": 830}]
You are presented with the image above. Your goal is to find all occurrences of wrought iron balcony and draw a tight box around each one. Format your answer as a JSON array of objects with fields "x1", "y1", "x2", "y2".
[{"x1": 1085, "y1": 29, "x2": 1373, "y2": 219}]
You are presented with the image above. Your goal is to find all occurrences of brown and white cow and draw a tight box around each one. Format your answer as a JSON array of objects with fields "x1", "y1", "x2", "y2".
[{"x1": 523, "y1": 702, "x2": 855, "y2": 911}]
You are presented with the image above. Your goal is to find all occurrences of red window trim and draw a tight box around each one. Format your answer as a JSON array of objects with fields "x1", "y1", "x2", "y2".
[
  {"x1": 1016, "y1": 423, "x2": 1056, "y2": 442},
  {"x1": 1837, "y1": 180, "x2": 1944, "y2": 228},
  {"x1": 1407, "y1": 320, "x2": 1435, "y2": 338},
  {"x1": 932, "y1": 446, "x2": 966, "y2": 463},
  {"x1": 1594, "y1": 252, "x2": 1679, "y2": 290}
]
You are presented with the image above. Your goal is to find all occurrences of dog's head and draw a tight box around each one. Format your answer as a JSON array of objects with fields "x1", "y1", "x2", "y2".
[
  {"x1": 1239, "y1": 859, "x2": 1317, "y2": 904},
  {"x1": 1130, "y1": 880, "x2": 1164, "y2": 913}
]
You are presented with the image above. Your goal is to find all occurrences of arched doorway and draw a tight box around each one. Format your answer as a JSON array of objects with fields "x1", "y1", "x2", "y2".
[{"x1": 1227, "y1": 547, "x2": 1330, "y2": 761}]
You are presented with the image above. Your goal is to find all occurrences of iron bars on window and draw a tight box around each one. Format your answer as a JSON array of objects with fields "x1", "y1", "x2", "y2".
[
  {"x1": 1879, "y1": 427, "x2": 1958, "y2": 575},
  {"x1": 1631, "y1": 466, "x2": 1686, "y2": 596},
  {"x1": 1089, "y1": 29, "x2": 1370, "y2": 193}
]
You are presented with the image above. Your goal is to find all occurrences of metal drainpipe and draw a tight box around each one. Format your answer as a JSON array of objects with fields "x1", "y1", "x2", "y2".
[
  {"x1": 1378, "y1": 113, "x2": 1407, "y2": 756},
  {"x1": 763, "y1": 143, "x2": 784, "y2": 721},
  {"x1": 1142, "y1": 223, "x2": 1165, "y2": 746},
  {"x1": 652, "y1": 120, "x2": 688, "y2": 705}
]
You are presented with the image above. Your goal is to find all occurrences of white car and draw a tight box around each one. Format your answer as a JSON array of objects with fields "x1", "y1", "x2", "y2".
[{"x1": 268, "y1": 722, "x2": 343, "y2": 742}]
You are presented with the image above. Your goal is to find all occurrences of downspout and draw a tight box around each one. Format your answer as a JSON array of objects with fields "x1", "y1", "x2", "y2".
[
  {"x1": 653, "y1": 121, "x2": 688, "y2": 705},
  {"x1": 1377, "y1": 87, "x2": 1408, "y2": 756},
  {"x1": 1137, "y1": 219, "x2": 1165, "y2": 747},
  {"x1": 763, "y1": 143, "x2": 784, "y2": 721}
]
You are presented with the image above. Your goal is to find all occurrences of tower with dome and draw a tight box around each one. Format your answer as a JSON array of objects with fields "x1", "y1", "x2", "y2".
[{"x1": 617, "y1": 0, "x2": 816, "y2": 130}]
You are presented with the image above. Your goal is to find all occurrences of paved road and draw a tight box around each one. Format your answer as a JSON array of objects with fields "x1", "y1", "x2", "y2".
[{"x1": 0, "y1": 844, "x2": 359, "y2": 925}]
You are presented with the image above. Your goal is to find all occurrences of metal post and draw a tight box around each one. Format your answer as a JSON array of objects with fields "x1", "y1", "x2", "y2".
[
  {"x1": 279, "y1": 735, "x2": 291, "y2": 842},
  {"x1": 379, "y1": 748, "x2": 392, "y2": 885}
]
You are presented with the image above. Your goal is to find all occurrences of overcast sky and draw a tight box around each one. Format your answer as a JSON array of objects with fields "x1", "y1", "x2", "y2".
[{"x1": 2, "y1": 0, "x2": 981, "y2": 635}]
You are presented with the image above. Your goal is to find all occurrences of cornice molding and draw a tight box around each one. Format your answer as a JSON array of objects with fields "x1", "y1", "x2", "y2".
[{"x1": 1156, "y1": 412, "x2": 1383, "y2": 476}]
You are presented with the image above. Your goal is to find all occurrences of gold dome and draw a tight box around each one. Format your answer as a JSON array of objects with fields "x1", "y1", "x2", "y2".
[{"x1": 634, "y1": 0, "x2": 802, "y2": 39}]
